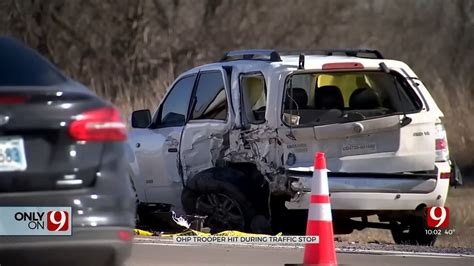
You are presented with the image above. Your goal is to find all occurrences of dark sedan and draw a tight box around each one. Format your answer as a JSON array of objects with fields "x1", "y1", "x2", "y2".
[{"x1": 0, "y1": 36, "x2": 135, "y2": 266}]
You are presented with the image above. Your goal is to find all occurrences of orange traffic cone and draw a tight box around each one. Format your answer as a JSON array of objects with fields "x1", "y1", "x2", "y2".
[{"x1": 303, "y1": 152, "x2": 337, "y2": 266}]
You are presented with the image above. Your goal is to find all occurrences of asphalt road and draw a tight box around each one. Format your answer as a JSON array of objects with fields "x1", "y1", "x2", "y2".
[{"x1": 128, "y1": 237, "x2": 474, "y2": 266}]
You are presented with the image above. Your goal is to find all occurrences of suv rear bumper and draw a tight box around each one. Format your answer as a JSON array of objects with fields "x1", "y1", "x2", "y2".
[
  {"x1": 0, "y1": 226, "x2": 133, "y2": 266},
  {"x1": 285, "y1": 162, "x2": 451, "y2": 210}
]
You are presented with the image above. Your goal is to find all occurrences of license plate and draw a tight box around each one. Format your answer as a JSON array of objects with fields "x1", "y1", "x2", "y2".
[
  {"x1": 341, "y1": 142, "x2": 377, "y2": 156},
  {"x1": 0, "y1": 137, "x2": 27, "y2": 172}
]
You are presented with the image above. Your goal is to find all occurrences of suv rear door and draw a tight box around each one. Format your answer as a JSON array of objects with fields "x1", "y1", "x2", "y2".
[{"x1": 280, "y1": 66, "x2": 436, "y2": 173}]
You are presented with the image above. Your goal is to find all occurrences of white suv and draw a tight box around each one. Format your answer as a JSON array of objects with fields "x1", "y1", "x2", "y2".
[{"x1": 127, "y1": 49, "x2": 453, "y2": 245}]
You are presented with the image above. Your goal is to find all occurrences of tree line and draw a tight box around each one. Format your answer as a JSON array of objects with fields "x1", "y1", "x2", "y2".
[{"x1": 1, "y1": 0, "x2": 473, "y2": 172}]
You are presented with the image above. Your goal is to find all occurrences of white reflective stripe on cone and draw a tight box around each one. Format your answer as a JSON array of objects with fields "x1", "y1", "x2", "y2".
[
  {"x1": 311, "y1": 169, "x2": 330, "y2": 195},
  {"x1": 308, "y1": 203, "x2": 332, "y2": 221}
]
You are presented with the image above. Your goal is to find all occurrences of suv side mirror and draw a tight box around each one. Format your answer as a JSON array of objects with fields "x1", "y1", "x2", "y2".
[{"x1": 131, "y1": 109, "x2": 151, "y2": 128}]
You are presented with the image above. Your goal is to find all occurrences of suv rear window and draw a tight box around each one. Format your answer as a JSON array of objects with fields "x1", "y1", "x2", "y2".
[
  {"x1": 0, "y1": 37, "x2": 66, "y2": 86},
  {"x1": 282, "y1": 71, "x2": 422, "y2": 126}
]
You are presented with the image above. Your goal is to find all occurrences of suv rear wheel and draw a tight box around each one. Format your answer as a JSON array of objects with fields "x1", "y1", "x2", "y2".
[
  {"x1": 390, "y1": 212, "x2": 437, "y2": 246},
  {"x1": 182, "y1": 168, "x2": 269, "y2": 233},
  {"x1": 195, "y1": 192, "x2": 246, "y2": 231}
]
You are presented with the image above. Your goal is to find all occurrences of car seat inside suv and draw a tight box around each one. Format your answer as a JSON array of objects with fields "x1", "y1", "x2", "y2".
[{"x1": 348, "y1": 87, "x2": 388, "y2": 117}]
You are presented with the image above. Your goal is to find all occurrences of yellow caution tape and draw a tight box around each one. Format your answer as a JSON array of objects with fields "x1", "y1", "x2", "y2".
[
  {"x1": 134, "y1": 226, "x2": 283, "y2": 237},
  {"x1": 134, "y1": 229, "x2": 154, "y2": 236},
  {"x1": 158, "y1": 229, "x2": 282, "y2": 237},
  {"x1": 214, "y1": 230, "x2": 282, "y2": 237},
  {"x1": 161, "y1": 229, "x2": 211, "y2": 237}
]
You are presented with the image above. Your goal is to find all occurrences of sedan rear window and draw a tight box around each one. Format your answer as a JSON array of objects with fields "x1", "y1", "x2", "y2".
[
  {"x1": 0, "y1": 37, "x2": 66, "y2": 86},
  {"x1": 282, "y1": 71, "x2": 423, "y2": 126}
]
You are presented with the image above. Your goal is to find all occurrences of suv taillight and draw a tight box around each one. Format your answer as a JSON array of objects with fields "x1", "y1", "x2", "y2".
[
  {"x1": 69, "y1": 107, "x2": 127, "y2": 141},
  {"x1": 435, "y1": 122, "x2": 449, "y2": 162}
]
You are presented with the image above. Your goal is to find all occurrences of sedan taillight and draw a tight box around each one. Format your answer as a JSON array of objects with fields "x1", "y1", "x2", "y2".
[
  {"x1": 435, "y1": 123, "x2": 449, "y2": 162},
  {"x1": 0, "y1": 95, "x2": 29, "y2": 104},
  {"x1": 69, "y1": 107, "x2": 127, "y2": 141}
]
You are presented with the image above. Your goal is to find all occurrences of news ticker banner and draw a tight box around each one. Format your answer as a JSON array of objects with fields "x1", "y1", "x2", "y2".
[
  {"x1": 0, "y1": 207, "x2": 72, "y2": 236},
  {"x1": 173, "y1": 235, "x2": 319, "y2": 244}
]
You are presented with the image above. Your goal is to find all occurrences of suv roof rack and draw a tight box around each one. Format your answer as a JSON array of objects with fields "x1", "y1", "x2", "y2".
[
  {"x1": 219, "y1": 49, "x2": 384, "y2": 63},
  {"x1": 219, "y1": 49, "x2": 282, "y2": 62},
  {"x1": 279, "y1": 49, "x2": 384, "y2": 59}
]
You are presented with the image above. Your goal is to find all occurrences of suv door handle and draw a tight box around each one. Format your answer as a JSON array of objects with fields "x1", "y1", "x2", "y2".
[{"x1": 168, "y1": 148, "x2": 178, "y2": 153}]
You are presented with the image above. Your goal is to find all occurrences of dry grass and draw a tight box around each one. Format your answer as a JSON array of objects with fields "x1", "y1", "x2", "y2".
[
  {"x1": 439, "y1": 184, "x2": 474, "y2": 248},
  {"x1": 337, "y1": 184, "x2": 474, "y2": 248},
  {"x1": 96, "y1": 79, "x2": 169, "y2": 122},
  {"x1": 430, "y1": 83, "x2": 474, "y2": 177}
]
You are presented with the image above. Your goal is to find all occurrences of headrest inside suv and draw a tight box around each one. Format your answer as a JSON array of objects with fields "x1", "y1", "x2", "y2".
[
  {"x1": 349, "y1": 87, "x2": 380, "y2": 109},
  {"x1": 285, "y1": 87, "x2": 308, "y2": 109},
  {"x1": 314, "y1": 85, "x2": 344, "y2": 110}
]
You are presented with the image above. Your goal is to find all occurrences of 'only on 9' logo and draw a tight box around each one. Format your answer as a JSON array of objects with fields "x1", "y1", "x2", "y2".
[
  {"x1": 47, "y1": 211, "x2": 69, "y2": 231},
  {"x1": 427, "y1": 207, "x2": 449, "y2": 228}
]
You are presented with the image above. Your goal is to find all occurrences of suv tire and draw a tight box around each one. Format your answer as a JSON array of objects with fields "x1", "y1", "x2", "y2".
[
  {"x1": 129, "y1": 176, "x2": 141, "y2": 226},
  {"x1": 182, "y1": 168, "x2": 265, "y2": 233},
  {"x1": 390, "y1": 214, "x2": 437, "y2": 246}
]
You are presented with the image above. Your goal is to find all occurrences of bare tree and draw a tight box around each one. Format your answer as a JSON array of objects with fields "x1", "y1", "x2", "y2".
[{"x1": 1, "y1": 0, "x2": 473, "y2": 171}]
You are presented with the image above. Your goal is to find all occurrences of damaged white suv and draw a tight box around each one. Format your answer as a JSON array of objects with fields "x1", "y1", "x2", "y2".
[{"x1": 127, "y1": 49, "x2": 454, "y2": 245}]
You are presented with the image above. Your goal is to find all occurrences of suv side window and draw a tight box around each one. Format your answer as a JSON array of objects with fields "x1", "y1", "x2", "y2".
[
  {"x1": 157, "y1": 75, "x2": 196, "y2": 127},
  {"x1": 190, "y1": 71, "x2": 228, "y2": 120}
]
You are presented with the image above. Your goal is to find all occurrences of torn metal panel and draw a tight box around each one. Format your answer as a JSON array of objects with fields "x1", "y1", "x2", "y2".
[
  {"x1": 225, "y1": 126, "x2": 278, "y2": 171},
  {"x1": 180, "y1": 122, "x2": 228, "y2": 181},
  {"x1": 224, "y1": 124, "x2": 289, "y2": 193},
  {"x1": 267, "y1": 173, "x2": 290, "y2": 194}
]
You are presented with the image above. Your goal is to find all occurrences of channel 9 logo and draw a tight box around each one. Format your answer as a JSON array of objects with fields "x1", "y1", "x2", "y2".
[
  {"x1": 0, "y1": 207, "x2": 72, "y2": 235},
  {"x1": 427, "y1": 207, "x2": 449, "y2": 228},
  {"x1": 47, "y1": 211, "x2": 69, "y2": 231}
]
